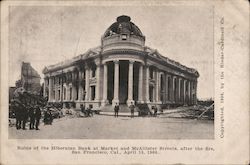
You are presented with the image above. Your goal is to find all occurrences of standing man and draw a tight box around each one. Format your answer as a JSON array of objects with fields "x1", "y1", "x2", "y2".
[
  {"x1": 86, "y1": 105, "x2": 93, "y2": 117},
  {"x1": 34, "y1": 106, "x2": 41, "y2": 130},
  {"x1": 153, "y1": 105, "x2": 158, "y2": 117},
  {"x1": 21, "y1": 104, "x2": 29, "y2": 130},
  {"x1": 129, "y1": 102, "x2": 135, "y2": 118},
  {"x1": 114, "y1": 103, "x2": 119, "y2": 117},
  {"x1": 14, "y1": 100, "x2": 22, "y2": 130},
  {"x1": 80, "y1": 104, "x2": 85, "y2": 113},
  {"x1": 29, "y1": 106, "x2": 35, "y2": 130},
  {"x1": 44, "y1": 107, "x2": 53, "y2": 125}
]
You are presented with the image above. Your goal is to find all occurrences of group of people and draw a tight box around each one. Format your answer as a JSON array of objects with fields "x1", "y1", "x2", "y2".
[
  {"x1": 114, "y1": 102, "x2": 158, "y2": 117},
  {"x1": 80, "y1": 104, "x2": 94, "y2": 117},
  {"x1": 13, "y1": 100, "x2": 41, "y2": 130},
  {"x1": 43, "y1": 107, "x2": 53, "y2": 125}
]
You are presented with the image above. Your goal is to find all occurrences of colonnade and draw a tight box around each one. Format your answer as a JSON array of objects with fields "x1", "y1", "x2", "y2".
[
  {"x1": 101, "y1": 60, "x2": 144, "y2": 106},
  {"x1": 162, "y1": 74, "x2": 197, "y2": 105},
  {"x1": 45, "y1": 59, "x2": 197, "y2": 107}
]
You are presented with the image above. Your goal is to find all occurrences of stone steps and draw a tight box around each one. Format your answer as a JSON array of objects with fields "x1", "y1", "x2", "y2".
[{"x1": 100, "y1": 104, "x2": 132, "y2": 112}]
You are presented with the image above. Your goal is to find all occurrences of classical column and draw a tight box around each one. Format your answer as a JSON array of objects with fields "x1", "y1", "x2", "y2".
[
  {"x1": 194, "y1": 81, "x2": 197, "y2": 104},
  {"x1": 65, "y1": 84, "x2": 69, "y2": 101},
  {"x1": 138, "y1": 63, "x2": 143, "y2": 103},
  {"x1": 127, "y1": 60, "x2": 134, "y2": 105},
  {"x1": 54, "y1": 77, "x2": 57, "y2": 101},
  {"x1": 101, "y1": 63, "x2": 108, "y2": 106},
  {"x1": 190, "y1": 81, "x2": 193, "y2": 104},
  {"x1": 63, "y1": 85, "x2": 66, "y2": 101},
  {"x1": 188, "y1": 80, "x2": 191, "y2": 105},
  {"x1": 71, "y1": 72, "x2": 76, "y2": 101},
  {"x1": 155, "y1": 70, "x2": 159, "y2": 103},
  {"x1": 59, "y1": 77, "x2": 63, "y2": 101},
  {"x1": 72, "y1": 78, "x2": 76, "y2": 101},
  {"x1": 168, "y1": 75, "x2": 171, "y2": 102},
  {"x1": 162, "y1": 74, "x2": 166, "y2": 104},
  {"x1": 85, "y1": 67, "x2": 90, "y2": 102},
  {"x1": 165, "y1": 74, "x2": 169, "y2": 102},
  {"x1": 145, "y1": 65, "x2": 150, "y2": 103},
  {"x1": 95, "y1": 61, "x2": 101, "y2": 102},
  {"x1": 183, "y1": 79, "x2": 187, "y2": 105},
  {"x1": 112, "y1": 60, "x2": 119, "y2": 106},
  {"x1": 78, "y1": 71, "x2": 83, "y2": 101},
  {"x1": 48, "y1": 77, "x2": 52, "y2": 102},
  {"x1": 172, "y1": 76, "x2": 176, "y2": 102},
  {"x1": 43, "y1": 78, "x2": 47, "y2": 98}
]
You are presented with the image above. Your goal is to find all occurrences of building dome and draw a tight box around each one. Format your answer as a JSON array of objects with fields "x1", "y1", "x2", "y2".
[{"x1": 103, "y1": 15, "x2": 144, "y2": 38}]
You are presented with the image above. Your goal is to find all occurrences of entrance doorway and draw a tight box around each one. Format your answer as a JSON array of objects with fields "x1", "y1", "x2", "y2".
[
  {"x1": 119, "y1": 61, "x2": 128, "y2": 104},
  {"x1": 106, "y1": 60, "x2": 140, "y2": 105}
]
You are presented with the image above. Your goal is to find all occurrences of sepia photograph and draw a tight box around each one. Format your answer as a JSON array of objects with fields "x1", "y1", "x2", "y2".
[
  {"x1": 1, "y1": 0, "x2": 249, "y2": 164},
  {"x1": 8, "y1": 5, "x2": 215, "y2": 139}
]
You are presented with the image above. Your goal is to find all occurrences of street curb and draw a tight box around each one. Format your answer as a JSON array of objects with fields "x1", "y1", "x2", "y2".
[{"x1": 98, "y1": 112, "x2": 139, "y2": 117}]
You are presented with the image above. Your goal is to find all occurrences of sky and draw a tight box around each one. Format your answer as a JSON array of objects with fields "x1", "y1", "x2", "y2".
[{"x1": 9, "y1": 5, "x2": 214, "y2": 99}]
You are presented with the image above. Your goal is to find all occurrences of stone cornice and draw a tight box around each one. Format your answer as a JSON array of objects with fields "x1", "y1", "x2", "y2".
[
  {"x1": 102, "y1": 49, "x2": 146, "y2": 56},
  {"x1": 146, "y1": 53, "x2": 199, "y2": 77},
  {"x1": 43, "y1": 47, "x2": 199, "y2": 79}
]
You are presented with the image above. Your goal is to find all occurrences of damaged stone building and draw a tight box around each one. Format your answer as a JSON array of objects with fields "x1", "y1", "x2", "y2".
[
  {"x1": 43, "y1": 15, "x2": 199, "y2": 110},
  {"x1": 16, "y1": 62, "x2": 41, "y2": 94}
]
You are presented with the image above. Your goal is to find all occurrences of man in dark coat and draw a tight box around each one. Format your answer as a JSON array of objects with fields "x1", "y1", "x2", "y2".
[
  {"x1": 29, "y1": 106, "x2": 35, "y2": 130},
  {"x1": 44, "y1": 107, "x2": 53, "y2": 125},
  {"x1": 21, "y1": 104, "x2": 29, "y2": 130},
  {"x1": 14, "y1": 101, "x2": 22, "y2": 130},
  {"x1": 129, "y1": 102, "x2": 135, "y2": 118},
  {"x1": 153, "y1": 105, "x2": 158, "y2": 117},
  {"x1": 86, "y1": 105, "x2": 93, "y2": 117},
  {"x1": 34, "y1": 106, "x2": 41, "y2": 130},
  {"x1": 114, "y1": 103, "x2": 119, "y2": 117}
]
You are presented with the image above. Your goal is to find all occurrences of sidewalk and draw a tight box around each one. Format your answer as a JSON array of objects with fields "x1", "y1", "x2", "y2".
[
  {"x1": 98, "y1": 107, "x2": 190, "y2": 117},
  {"x1": 99, "y1": 111, "x2": 139, "y2": 117}
]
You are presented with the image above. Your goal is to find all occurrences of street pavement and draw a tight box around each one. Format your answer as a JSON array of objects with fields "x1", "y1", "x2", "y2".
[{"x1": 9, "y1": 115, "x2": 214, "y2": 139}]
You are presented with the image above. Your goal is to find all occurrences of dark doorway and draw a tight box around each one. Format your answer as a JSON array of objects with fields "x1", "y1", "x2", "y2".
[
  {"x1": 107, "y1": 62, "x2": 114, "y2": 104},
  {"x1": 149, "y1": 86, "x2": 154, "y2": 102},
  {"x1": 119, "y1": 61, "x2": 128, "y2": 104},
  {"x1": 90, "y1": 86, "x2": 95, "y2": 100}
]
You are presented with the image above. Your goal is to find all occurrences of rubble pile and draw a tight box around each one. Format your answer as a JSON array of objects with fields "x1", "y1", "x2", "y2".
[
  {"x1": 183, "y1": 104, "x2": 214, "y2": 120},
  {"x1": 161, "y1": 101, "x2": 214, "y2": 120}
]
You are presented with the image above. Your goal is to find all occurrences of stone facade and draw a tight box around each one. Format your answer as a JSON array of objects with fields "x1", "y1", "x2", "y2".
[{"x1": 43, "y1": 15, "x2": 199, "y2": 110}]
